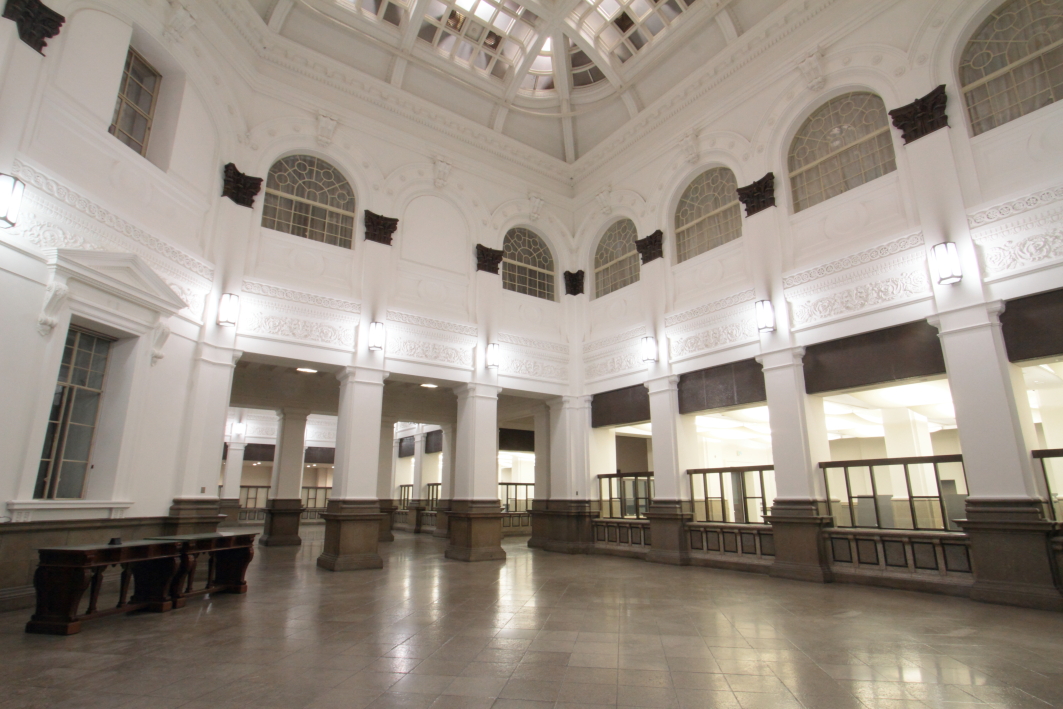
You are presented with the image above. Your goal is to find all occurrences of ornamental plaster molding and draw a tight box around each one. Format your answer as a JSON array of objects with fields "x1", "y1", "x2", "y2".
[
  {"x1": 10, "y1": 221, "x2": 103, "y2": 251},
  {"x1": 789, "y1": 270, "x2": 931, "y2": 328},
  {"x1": 669, "y1": 318, "x2": 758, "y2": 360},
  {"x1": 979, "y1": 228, "x2": 1063, "y2": 280},
  {"x1": 583, "y1": 325, "x2": 646, "y2": 354},
  {"x1": 499, "y1": 355, "x2": 568, "y2": 382},
  {"x1": 584, "y1": 349, "x2": 642, "y2": 381},
  {"x1": 244, "y1": 312, "x2": 355, "y2": 347},
  {"x1": 385, "y1": 333, "x2": 473, "y2": 368},
  {"x1": 11, "y1": 160, "x2": 214, "y2": 279},
  {"x1": 967, "y1": 184, "x2": 1063, "y2": 228},
  {"x1": 242, "y1": 280, "x2": 361, "y2": 313},
  {"x1": 386, "y1": 310, "x2": 477, "y2": 337},
  {"x1": 783, "y1": 233, "x2": 924, "y2": 288},
  {"x1": 497, "y1": 332, "x2": 569, "y2": 355},
  {"x1": 665, "y1": 290, "x2": 755, "y2": 327}
]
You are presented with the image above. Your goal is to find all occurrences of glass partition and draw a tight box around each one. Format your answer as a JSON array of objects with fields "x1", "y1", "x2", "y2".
[{"x1": 598, "y1": 473, "x2": 653, "y2": 519}]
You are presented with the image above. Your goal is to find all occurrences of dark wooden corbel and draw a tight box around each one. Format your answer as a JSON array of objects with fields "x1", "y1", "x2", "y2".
[
  {"x1": 221, "y1": 163, "x2": 263, "y2": 208},
  {"x1": 736, "y1": 172, "x2": 775, "y2": 217}
]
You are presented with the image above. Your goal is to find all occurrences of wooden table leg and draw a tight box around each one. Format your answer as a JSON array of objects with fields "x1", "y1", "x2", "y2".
[
  {"x1": 213, "y1": 546, "x2": 254, "y2": 594},
  {"x1": 131, "y1": 557, "x2": 180, "y2": 612},
  {"x1": 25, "y1": 565, "x2": 91, "y2": 635}
]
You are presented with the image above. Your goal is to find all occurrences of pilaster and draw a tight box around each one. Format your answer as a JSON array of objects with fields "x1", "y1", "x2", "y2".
[{"x1": 446, "y1": 383, "x2": 504, "y2": 561}]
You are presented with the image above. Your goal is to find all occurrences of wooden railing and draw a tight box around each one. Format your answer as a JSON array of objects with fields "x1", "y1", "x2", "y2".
[
  {"x1": 593, "y1": 518, "x2": 650, "y2": 557},
  {"x1": 825, "y1": 527, "x2": 974, "y2": 593},
  {"x1": 686, "y1": 522, "x2": 774, "y2": 571},
  {"x1": 1034, "y1": 449, "x2": 1063, "y2": 521}
]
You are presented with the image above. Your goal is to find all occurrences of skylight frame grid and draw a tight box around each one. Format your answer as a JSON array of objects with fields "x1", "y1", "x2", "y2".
[
  {"x1": 573, "y1": 0, "x2": 699, "y2": 65},
  {"x1": 417, "y1": 0, "x2": 537, "y2": 82}
]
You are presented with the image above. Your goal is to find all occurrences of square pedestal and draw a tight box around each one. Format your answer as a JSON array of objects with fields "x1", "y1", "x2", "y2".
[
  {"x1": 166, "y1": 498, "x2": 223, "y2": 536},
  {"x1": 378, "y1": 500, "x2": 396, "y2": 542},
  {"x1": 529, "y1": 500, "x2": 596, "y2": 554},
  {"x1": 218, "y1": 498, "x2": 241, "y2": 528},
  {"x1": 766, "y1": 499, "x2": 834, "y2": 583},
  {"x1": 445, "y1": 500, "x2": 505, "y2": 562},
  {"x1": 259, "y1": 499, "x2": 303, "y2": 546},
  {"x1": 646, "y1": 501, "x2": 692, "y2": 565},
  {"x1": 318, "y1": 500, "x2": 385, "y2": 571}
]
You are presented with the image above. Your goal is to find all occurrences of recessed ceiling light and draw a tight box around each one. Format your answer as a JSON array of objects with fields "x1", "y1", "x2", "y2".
[
  {"x1": 421, "y1": 383, "x2": 438, "y2": 388},
  {"x1": 296, "y1": 367, "x2": 318, "y2": 373}
]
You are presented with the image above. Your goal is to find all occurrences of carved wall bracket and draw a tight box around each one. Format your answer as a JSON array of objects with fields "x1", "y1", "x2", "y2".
[
  {"x1": 635, "y1": 230, "x2": 664, "y2": 265},
  {"x1": 37, "y1": 280, "x2": 69, "y2": 336},
  {"x1": 889, "y1": 85, "x2": 948, "y2": 144},
  {"x1": 3, "y1": 0, "x2": 64, "y2": 54},
  {"x1": 222, "y1": 163, "x2": 263, "y2": 208},
  {"x1": 476, "y1": 244, "x2": 503, "y2": 274},
  {"x1": 151, "y1": 322, "x2": 171, "y2": 365},
  {"x1": 564, "y1": 270, "x2": 585, "y2": 296},
  {"x1": 736, "y1": 172, "x2": 776, "y2": 217},
  {"x1": 364, "y1": 210, "x2": 399, "y2": 245}
]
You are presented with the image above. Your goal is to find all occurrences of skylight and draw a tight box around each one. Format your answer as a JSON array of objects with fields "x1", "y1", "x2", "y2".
[
  {"x1": 356, "y1": 0, "x2": 407, "y2": 27},
  {"x1": 417, "y1": 0, "x2": 540, "y2": 82},
  {"x1": 574, "y1": 0, "x2": 699, "y2": 64}
]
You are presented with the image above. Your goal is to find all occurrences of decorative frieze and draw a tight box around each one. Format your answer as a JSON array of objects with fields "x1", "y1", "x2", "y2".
[
  {"x1": 635, "y1": 230, "x2": 664, "y2": 265},
  {"x1": 475, "y1": 244, "x2": 504, "y2": 274},
  {"x1": 665, "y1": 290, "x2": 756, "y2": 328},
  {"x1": 564, "y1": 270, "x2": 585, "y2": 296},
  {"x1": 783, "y1": 233, "x2": 925, "y2": 288},
  {"x1": 497, "y1": 332, "x2": 569, "y2": 355},
  {"x1": 3, "y1": 0, "x2": 64, "y2": 54},
  {"x1": 242, "y1": 280, "x2": 361, "y2": 313},
  {"x1": 736, "y1": 173, "x2": 775, "y2": 217},
  {"x1": 222, "y1": 163, "x2": 263, "y2": 208},
  {"x1": 790, "y1": 271, "x2": 931, "y2": 327},
  {"x1": 385, "y1": 334, "x2": 473, "y2": 368},
  {"x1": 889, "y1": 85, "x2": 948, "y2": 145},
  {"x1": 585, "y1": 351, "x2": 642, "y2": 381},
  {"x1": 669, "y1": 319, "x2": 757, "y2": 360},
  {"x1": 968, "y1": 184, "x2": 1063, "y2": 227},
  {"x1": 364, "y1": 210, "x2": 399, "y2": 245},
  {"x1": 981, "y1": 229, "x2": 1063, "y2": 277},
  {"x1": 244, "y1": 312, "x2": 355, "y2": 347},
  {"x1": 584, "y1": 326, "x2": 646, "y2": 354},
  {"x1": 500, "y1": 356, "x2": 568, "y2": 382},
  {"x1": 386, "y1": 310, "x2": 477, "y2": 336}
]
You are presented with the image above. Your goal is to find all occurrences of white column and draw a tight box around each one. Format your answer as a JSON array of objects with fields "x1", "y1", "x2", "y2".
[
  {"x1": 550, "y1": 395, "x2": 594, "y2": 500},
  {"x1": 440, "y1": 424, "x2": 456, "y2": 501},
  {"x1": 332, "y1": 367, "x2": 387, "y2": 502},
  {"x1": 758, "y1": 348, "x2": 831, "y2": 501},
  {"x1": 930, "y1": 304, "x2": 1042, "y2": 499},
  {"x1": 645, "y1": 375, "x2": 699, "y2": 503},
  {"x1": 271, "y1": 408, "x2": 309, "y2": 500},
  {"x1": 221, "y1": 442, "x2": 246, "y2": 500},
  {"x1": 411, "y1": 429, "x2": 425, "y2": 501},
  {"x1": 453, "y1": 383, "x2": 500, "y2": 501},
  {"x1": 533, "y1": 405, "x2": 551, "y2": 502},
  {"x1": 376, "y1": 421, "x2": 395, "y2": 501}
]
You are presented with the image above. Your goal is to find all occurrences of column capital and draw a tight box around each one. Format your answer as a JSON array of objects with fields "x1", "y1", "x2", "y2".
[
  {"x1": 454, "y1": 382, "x2": 501, "y2": 400},
  {"x1": 337, "y1": 365, "x2": 388, "y2": 386},
  {"x1": 644, "y1": 374, "x2": 679, "y2": 394},
  {"x1": 227, "y1": 441, "x2": 246, "y2": 452},
  {"x1": 756, "y1": 346, "x2": 806, "y2": 371},
  {"x1": 547, "y1": 394, "x2": 592, "y2": 412},
  {"x1": 927, "y1": 300, "x2": 1005, "y2": 336},
  {"x1": 279, "y1": 407, "x2": 312, "y2": 420}
]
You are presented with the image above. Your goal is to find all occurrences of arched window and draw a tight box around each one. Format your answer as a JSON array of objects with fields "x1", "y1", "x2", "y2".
[
  {"x1": 502, "y1": 227, "x2": 555, "y2": 301},
  {"x1": 261, "y1": 155, "x2": 356, "y2": 249},
  {"x1": 674, "y1": 167, "x2": 742, "y2": 263},
  {"x1": 788, "y1": 92, "x2": 897, "y2": 213},
  {"x1": 594, "y1": 218, "x2": 640, "y2": 298},
  {"x1": 960, "y1": 0, "x2": 1063, "y2": 136}
]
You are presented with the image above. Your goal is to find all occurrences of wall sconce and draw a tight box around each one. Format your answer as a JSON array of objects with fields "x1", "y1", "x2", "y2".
[
  {"x1": 755, "y1": 300, "x2": 776, "y2": 333},
  {"x1": 368, "y1": 321, "x2": 386, "y2": 351},
  {"x1": 229, "y1": 422, "x2": 247, "y2": 439},
  {"x1": 217, "y1": 293, "x2": 240, "y2": 327},
  {"x1": 929, "y1": 242, "x2": 962, "y2": 285},
  {"x1": 640, "y1": 336, "x2": 658, "y2": 363},
  {"x1": 0, "y1": 173, "x2": 25, "y2": 228},
  {"x1": 485, "y1": 342, "x2": 500, "y2": 369}
]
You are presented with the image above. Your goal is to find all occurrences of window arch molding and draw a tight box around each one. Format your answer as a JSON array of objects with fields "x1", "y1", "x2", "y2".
[
  {"x1": 257, "y1": 149, "x2": 363, "y2": 248},
  {"x1": 775, "y1": 82, "x2": 903, "y2": 214},
  {"x1": 664, "y1": 158, "x2": 747, "y2": 265},
  {"x1": 499, "y1": 224, "x2": 559, "y2": 302}
]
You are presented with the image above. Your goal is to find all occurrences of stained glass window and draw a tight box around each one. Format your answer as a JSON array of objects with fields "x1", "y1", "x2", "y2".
[
  {"x1": 674, "y1": 167, "x2": 742, "y2": 263},
  {"x1": 502, "y1": 227, "x2": 555, "y2": 300},
  {"x1": 594, "y1": 218, "x2": 639, "y2": 298},
  {"x1": 261, "y1": 156, "x2": 356, "y2": 249},
  {"x1": 960, "y1": 0, "x2": 1063, "y2": 136},
  {"x1": 788, "y1": 92, "x2": 896, "y2": 213}
]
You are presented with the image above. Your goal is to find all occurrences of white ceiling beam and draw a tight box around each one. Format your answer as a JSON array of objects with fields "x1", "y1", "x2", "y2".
[
  {"x1": 268, "y1": 0, "x2": 295, "y2": 32},
  {"x1": 399, "y1": 0, "x2": 435, "y2": 52},
  {"x1": 716, "y1": 6, "x2": 740, "y2": 42},
  {"x1": 551, "y1": 30, "x2": 576, "y2": 163}
]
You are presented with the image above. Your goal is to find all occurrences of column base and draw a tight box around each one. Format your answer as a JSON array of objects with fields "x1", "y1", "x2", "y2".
[
  {"x1": 959, "y1": 499, "x2": 1063, "y2": 611},
  {"x1": 445, "y1": 500, "x2": 505, "y2": 562},
  {"x1": 318, "y1": 500, "x2": 385, "y2": 571},
  {"x1": 378, "y1": 500, "x2": 396, "y2": 542},
  {"x1": 766, "y1": 499, "x2": 834, "y2": 583},
  {"x1": 165, "y1": 498, "x2": 222, "y2": 535},
  {"x1": 217, "y1": 498, "x2": 241, "y2": 528},
  {"x1": 259, "y1": 499, "x2": 303, "y2": 546},
  {"x1": 409, "y1": 504, "x2": 426, "y2": 534},
  {"x1": 529, "y1": 500, "x2": 596, "y2": 553},
  {"x1": 433, "y1": 503, "x2": 450, "y2": 538},
  {"x1": 646, "y1": 501, "x2": 692, "y2": 565}
]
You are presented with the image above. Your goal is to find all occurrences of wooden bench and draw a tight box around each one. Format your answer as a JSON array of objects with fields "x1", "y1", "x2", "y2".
[{"x1": 25, "y1": 532, "x2": 256, "y2": 635}]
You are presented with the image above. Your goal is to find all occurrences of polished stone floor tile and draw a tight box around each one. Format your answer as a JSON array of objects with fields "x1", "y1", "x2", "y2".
[{"x1": 3, "y1": 529, "x2": 1063, "y2": 709}]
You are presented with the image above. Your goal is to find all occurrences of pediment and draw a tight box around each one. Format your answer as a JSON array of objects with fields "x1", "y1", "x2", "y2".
[{"x1": 47, "y1": 249, "x2": 189, "y2": 314}]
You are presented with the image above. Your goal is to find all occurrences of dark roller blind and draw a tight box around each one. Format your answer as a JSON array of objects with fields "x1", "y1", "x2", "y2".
[
  {"x1": 678, "y1": 358, "x2": 766, "y2": 414},
  {"x1": 425, "y1": 429, "x2": 443, "y2": 454},
  {"x1": 592, "y1": 384, "x2": 650, "y2": 428},
  {"x1": 398, "y1": 436, "x2": 415, "y2": 458},
  {"x1": 304, "y1": 446, "x2": 335, "y2": 464},
  {"x1": 499, "y1": 428, "x2": 535, "y2": 452},
  {"x1": 1001, "y1": 288, "x2": 1063, "y2": 362}
]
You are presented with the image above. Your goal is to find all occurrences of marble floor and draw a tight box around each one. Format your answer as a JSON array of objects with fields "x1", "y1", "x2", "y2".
[{"x1": 1, "y1": 529, "x2": 1062, "y2": 709}]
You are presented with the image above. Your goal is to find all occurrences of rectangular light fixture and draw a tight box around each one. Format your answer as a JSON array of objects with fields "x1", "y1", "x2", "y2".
[
  {"x1": 755, "y1": 300, "x2": 776, "y2": 333},
  {"x1": 368, "y1": 321, "x2": 385, "y2": 351},
  {"x1": 0, "y1": 173, "x2": 25, "y2": 228},
  {"x1": 640, "y1": 336, "x2": 658, "y2": 363},
  {"x1": 929, "y1": 242, "x2": 962, "y2": 285},
  {"x1": 217, "y1": 293, "x2": 240, "y2": 327},
  {"x1": 229, "y1": 422, "x2": 247, "y2": 439},
  {"x1": 296, "y1": 367, "x2": 318, "y2": 373},
  {"x1": 485, "y1": 342, "x2": 500, "y2": 368}
]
